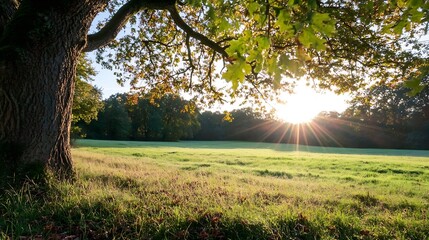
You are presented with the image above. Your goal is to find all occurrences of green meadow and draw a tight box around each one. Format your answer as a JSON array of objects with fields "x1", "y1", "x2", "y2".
[{"x1": 2, "y1": 140, "x2": 429, "y2": 239}]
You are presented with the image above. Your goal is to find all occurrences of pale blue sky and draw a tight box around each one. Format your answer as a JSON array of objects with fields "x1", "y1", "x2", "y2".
[{"x1": 88, "y1": 52, "x2": 130, "y2": 98}]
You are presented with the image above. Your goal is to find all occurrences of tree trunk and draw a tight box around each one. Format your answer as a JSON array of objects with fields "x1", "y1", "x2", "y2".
[{"x1": 0, "y1": 0, "x2": 105, "y2": 185}]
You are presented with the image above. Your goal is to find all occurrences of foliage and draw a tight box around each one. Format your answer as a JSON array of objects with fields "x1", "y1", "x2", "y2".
[
  {"x1": 128, "y1": 94, "x2": 201, "y2": 141},
  {"x1": 343, "y1": 77, "x2": 429, "y2": 148},
  {"x1": 195, "y1": 108, "x2": 271, "y2": 142},
  {"x1": 1, "y1": 140, "x2": 428, "y2": 239},
  {"x1": 97, "y1": 0, "x2": 429, "y2": 109},
  {"x1": 71, "y1": 56, "x2": 103, "y2": 139},
  {"x1": 195, "y1": 111, "x2": 228, "y2": 140},
  {"x1": 86, "y1": 93, "x2": 200, "y2": 141},
  {"x1": 89, "y1": 94, "x2": 132, "y2": 140},
  {"x1": 406, "y1": 122, "x2": 429, "y2": 148},
  {"x1": 344, "y1": 85, "x2": 429, "y2": 127}
]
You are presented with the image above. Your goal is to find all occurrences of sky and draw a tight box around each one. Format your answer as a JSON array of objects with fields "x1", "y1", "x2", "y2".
[
  {"x1": 88, "y1": 52, "x2": 350, "y2": 123},
  {"x1": 89, "y1": 53, "x2": 131, "y2": 98}
]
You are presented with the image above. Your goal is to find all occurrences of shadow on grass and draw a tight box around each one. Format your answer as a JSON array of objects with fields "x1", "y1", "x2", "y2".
[
  {"x1": 254, "y1": 169, "x2": 293, "y2": 179},
  {"x1": 2, "y1": 182, "x2": 429, "y2": 240}
]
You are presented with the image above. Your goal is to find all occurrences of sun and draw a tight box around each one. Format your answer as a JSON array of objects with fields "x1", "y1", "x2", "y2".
[
  {"x1": 275, "y1": 82, "x2": 349, "y2": 124},
  {"x1": 277, "y1": 104, "x2": 318, "y2": 124},
  {"x1": 276, "y1": 97, "x2": 321, "y2": 124}
]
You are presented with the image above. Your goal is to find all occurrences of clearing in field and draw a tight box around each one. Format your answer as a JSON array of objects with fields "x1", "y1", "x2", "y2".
[{"x1": 2, "y1": 140, "x2": 429, "y2": 239}]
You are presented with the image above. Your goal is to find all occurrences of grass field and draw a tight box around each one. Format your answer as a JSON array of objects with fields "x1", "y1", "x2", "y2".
[{"x1": 1, "y1": 140, "x2": 429, "y2": 239}]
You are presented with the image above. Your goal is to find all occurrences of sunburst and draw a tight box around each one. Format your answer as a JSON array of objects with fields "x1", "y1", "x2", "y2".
[{"x1": 275, "y1": 82, "x2": 348, "y2": 124}]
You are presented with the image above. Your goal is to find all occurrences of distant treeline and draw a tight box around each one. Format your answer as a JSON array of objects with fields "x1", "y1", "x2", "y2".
[
  {"x1": 193, "y1": 110, "x2": 428, "y2": 149},
  {"x1": 75, "y1": 89, "x2": 429, "y2": 149}
]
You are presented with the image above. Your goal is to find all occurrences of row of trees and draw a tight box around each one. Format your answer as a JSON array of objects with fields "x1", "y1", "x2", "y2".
[
  {"x1": 75, "y1": 93, "x2": 200, "y2": 142},
  {"x1": 195, "y1": 109, "x2": 428, "y2": 149},
  {"x1": 74, "y1": 83, "x2": 429, "y2": 149}
]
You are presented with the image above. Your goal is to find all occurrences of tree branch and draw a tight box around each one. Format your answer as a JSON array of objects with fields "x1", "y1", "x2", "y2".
[
  {"x1": 85, "y1": 0, "x2": 229, "y2": 61},
  {"x1": 84, "y1": 0, "x2": 148, "y2": 52},
  {"x1": 167, "y1": 5, "x2": 229, "y2": 58},
  {"x1": 185, "y1": 34, "x2": 195, "y2": 88}
]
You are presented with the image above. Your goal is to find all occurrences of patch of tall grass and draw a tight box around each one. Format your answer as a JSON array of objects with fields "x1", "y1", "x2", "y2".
[{"x1": 1, "y1": 140, "x2": 428, "y2": 239}]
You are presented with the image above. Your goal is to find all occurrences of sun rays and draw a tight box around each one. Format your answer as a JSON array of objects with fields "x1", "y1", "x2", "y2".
[{"x1": 223, "y1": 114, "x2": 396, "y2": 151}]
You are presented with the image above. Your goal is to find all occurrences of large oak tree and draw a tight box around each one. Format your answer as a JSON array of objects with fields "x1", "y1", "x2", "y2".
[{"x1": 0, "y1": 0, "x2": 428, "y2": 182}]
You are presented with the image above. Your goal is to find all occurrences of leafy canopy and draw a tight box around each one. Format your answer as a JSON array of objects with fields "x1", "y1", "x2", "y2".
[{"x1": 95, "y1": 0, "x2": 429, "y2": 108}]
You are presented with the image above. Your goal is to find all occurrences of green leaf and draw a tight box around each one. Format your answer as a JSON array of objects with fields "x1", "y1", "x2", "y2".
[
  {"x1": 248, "y1": 2, "x2": 260, "y2": 16},
  {"x1": 308, "y1": 0, "x2": 318, "y2": 9},
  {"x1": 222, "y1": 59, "x2": 251, "y2": 90},
  {"x1": 186, "y1": 0, "x2": 202, "y2": 7},
  {"x1": 226, "y1": 39, "x2": 245, "y2": 56},
  {"x1": 410, "y1": 9, "x2": 424, "y2": 23},
  {"x1": 290, "y1": 60, "x2": 304, "y2": 76},
  {"x1": 288, "y1": 0, "x2": 299, "y2": 7},
  {"x1": 247, "y1": 49, "x2": 263, "y2": 64},
  {"x1": 266, "y1": 56, "x2": 278, "y2": 75},
  {"x1": 207, "y1": 5, "x2": 215, "y2": 20},
  {"x1": 311, "y1": 13, "x2": 336, "y2": 37},
  {"x1": 404, "y1": 77, "x2": 425, "y2": 96},
  {"x1": 381, "y1": 23, "x2": 395, "y2": 34},
  {"x1": 256, "y1": 35, "x2": 271, "y2": 50},
  {"x1": 278, "y1": 54, "x2": 304, "y2": 76},
  {"x1": 277, "y1": 9, "x2": 291, "y2": 22},
  {"x1": 254, "y1": 61, "x2": 263, "y2": 73},
  {"x1": 393, "y1": 19, "x2": 408, "y2": 34},
  {"x1": 407, "y1": 85, "x2": 425, "y2": 96},
  {"x1": 280, "y1": 25, "x2": 296, "y2": 39},
  {"x1": 397, "y1": 0, "x2": 408, "y2": 8},
  {"x1": 278, "y1": 54, "x2": 289, "y2": 66},
  {"x1": 298, "y1": 28, "x2": 326, "y2": 50},
  {"x1": 276, "y1": 9, "x2": 295, "y2": 35},
  {"x1": 298, "y1": 29, "x2": 315, "y2": 48},
  {"x1": 404, "y1": 77, "x2": 421, "y2": 89},
  {"x1": 409, "y1": 0, "x2": 423, "y2": 7},
  {"x1": 265, "y1": 56, "x2": 283, "y2": 89},
  {"x1": 276, "y1": 8, "x2": 303, "y2": 38},
  {"x1": 218, "y1": 18, "x2": 230, "y2": 32}
]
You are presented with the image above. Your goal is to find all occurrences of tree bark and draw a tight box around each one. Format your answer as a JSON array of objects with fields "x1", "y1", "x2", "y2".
[
  {"x1": 0, "y1": 0, "x2": 19, "y2": 35},
  {"x1": 0, "y1": 0, "x2": 105, "y2": 184}
]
